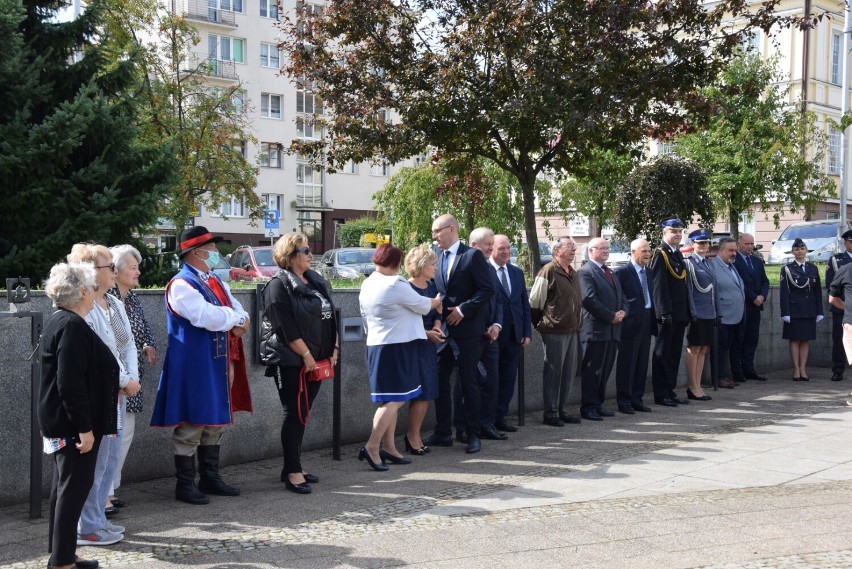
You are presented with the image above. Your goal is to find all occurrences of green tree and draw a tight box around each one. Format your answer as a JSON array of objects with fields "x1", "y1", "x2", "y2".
[
  {"x1": 674, "y1": 52, "x2": 834, "y2": 238},
  {"x1": 615, "y1": 156, "x2": 714, "y2": 242},
  {"x1": 103, "y1": 1, "x2": 261, "y2": 232},
  {"x1": 0, "y1": 0, "x2": 175, "y2": 282},
  {"x1": 279, "y1": 0, "x2": 784, "y2": 271}
]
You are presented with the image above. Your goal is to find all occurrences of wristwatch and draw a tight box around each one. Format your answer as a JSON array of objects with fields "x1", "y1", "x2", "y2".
[{"x1": 237, "y1": 316, "x2": 246, "y2": 327}]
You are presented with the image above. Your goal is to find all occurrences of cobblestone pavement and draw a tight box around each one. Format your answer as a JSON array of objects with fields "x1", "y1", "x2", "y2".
[{"x1": 2, "y1": 370, "x2": 852, "y2": 569}]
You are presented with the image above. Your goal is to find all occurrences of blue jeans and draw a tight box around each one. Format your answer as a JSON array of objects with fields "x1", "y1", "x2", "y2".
[{"x1": 77, "y1": 432, "x2": 121, "y2": 534}]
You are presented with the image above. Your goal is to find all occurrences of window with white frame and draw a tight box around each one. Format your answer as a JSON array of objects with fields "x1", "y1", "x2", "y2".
[
  {"x1": 828, "y1": 125, "x2": 841, "y2": 175},
  {"x1": 259, "y1": 0, "x2": 277, "y2": 18},
  {"x1": 370, "y1": 162, "x2": 390, "y2": 177},
  {"x1": 296, "y1": 162, "x2": 323, "y2": 207},
  {"x1": 740, "y1": 29, "x2": 760, "y2": 54},
  {"x1": 259, "y1": 142, "x2": 282, "y2": 168},
  {"x1": 832, "y1": 31, "x2": 842, "y2": 85},
  {"x1": 296, "y1": 116, "x2": 322, "y2": 140},
  {"x1": 260, "y1": 43, "x2": 280, "y2": 68},
  {"x1": 262, "y1": 193, "x2": 282, "y2": 212},
  {"x1": 208, "y1": 34, "x2": 245, "y2": 64},
  {"x1": 261, "y1": 93, "x2": 282, "y2": 119},
  {"x1": 229, "y1": 88, "x2": 246, "y2": 113},
  {"x1": 342, "y1": 160, "x2": 359, "y2": 174},
  {"x1": 218, "y1": 0, "x2": 242, "y2": 12},
  {"x1": 218, "y1": 197, "x2": 246, "y2": 217},
  {"x1": 296, "y1": 78, "x2": 323, "y2": 114},
  {"x1": 296, "y1": 1, "x2": 323, "y2": 33},
  {"x1": 226, "y1": 140, "x2": 246, "y2": 158}
]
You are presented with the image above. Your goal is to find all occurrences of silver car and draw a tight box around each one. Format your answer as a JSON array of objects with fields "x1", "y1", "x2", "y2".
[
  {"x1": 317, "y1": 248, "x2": 376, "y2": 279},
  {"x1": 767, "y1": 220, "x2": 852, "y2": 265}
]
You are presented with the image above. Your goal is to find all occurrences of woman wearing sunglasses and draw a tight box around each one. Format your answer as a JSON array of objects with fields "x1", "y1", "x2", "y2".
[{"x1": 261, "y1": 233, "x2": 338, "y2": 494}]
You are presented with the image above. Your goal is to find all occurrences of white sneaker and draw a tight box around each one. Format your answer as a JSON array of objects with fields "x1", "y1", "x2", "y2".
[
  {"x1": 77, "y1": 529, "x2": 123, "y2": 546},
  {"x1": 103, "y1": 521, "x2": 125, "y2": 534}
]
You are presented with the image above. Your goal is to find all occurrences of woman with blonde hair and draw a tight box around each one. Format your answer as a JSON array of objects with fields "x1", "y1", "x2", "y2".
[{"x1": 403, "y1": 244, "x2": 444, "y2": 454}]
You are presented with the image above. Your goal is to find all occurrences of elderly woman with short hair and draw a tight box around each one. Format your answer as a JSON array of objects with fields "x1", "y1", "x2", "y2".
[
  {"x1": 261, "y1": 232, "x2": 338, "y2": 494},
  {"x1": 106, "y1": 244, "x2": 157, "y2": 510},
  {"x1": 358, "y1": 244, "x2": 443, "y2": 471},
  {"x1": 403, "y1": 244, "x2": 444, "y2": 455},
  {"x1": 40, "y1": 262, "x2": 119, "y2": 569},
  {"x1": 67, "y1": 243, "x2": 139, "y2": 545}
]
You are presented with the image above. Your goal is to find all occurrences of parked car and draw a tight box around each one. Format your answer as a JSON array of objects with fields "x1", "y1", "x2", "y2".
[
  {"x1": 317, "y1": 247, "x2": 376, "y2": 280},
  {"x1": 766, "y1": 220, "x2": 852, "y2": 265},
  {"x1": 228, "y1": 245, "x2": 278, "y2": 282},
  {"x1": 580, "y1": 237, "x2": 631, "y2": 269},
  {"x1": 510, "y1": 242, "x2": 553, "y2": 268},
  {"x1": 208, "y1": 252, "x2": 232, "y2": 282}
]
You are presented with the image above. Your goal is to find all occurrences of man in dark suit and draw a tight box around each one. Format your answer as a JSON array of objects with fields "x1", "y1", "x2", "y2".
[
  {"x1": 649, "y1": 218, "x2": 690, "y2": 407},
  {"x1": 490, "y1": 234, "x2": 532, "y2": 431},
  {"x1": 732, "y1": 233, "x2": 769, "y2": 382},
  {"x1": 427, "y1": 214, "x2": 495, "y2": 454},
  {"x1": 614, "y1": 238, "x2": 656, "y2": 414},
  {"x1": 578, "y1": 237, "x2": 626, "y2": 421},
  {"x1": 825, "y1": 230, "x2": 852, "y2": 382},
  {"x1": 453, "y1": 227, "x2": 506, "y2": 442}
]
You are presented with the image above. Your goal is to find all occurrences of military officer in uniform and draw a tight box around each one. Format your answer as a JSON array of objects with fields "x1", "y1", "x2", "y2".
[
  {"x1": 780, "y1": 238, "x2": 824, "y2": 382},
  {"x1": 825, "y1": 230, "x2": 852, "y2": 382}
]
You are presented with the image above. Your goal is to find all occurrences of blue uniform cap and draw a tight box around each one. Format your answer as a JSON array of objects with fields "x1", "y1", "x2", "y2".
[
  {"x1": 842, "y1": 229, "x2": 852, "y2": 241},
  {"x1": 688, "y1": 229, "x2": 712, "y2": 243},
  {"x1": 661, "y1": 218, "x2": 684, "y2": 229}
]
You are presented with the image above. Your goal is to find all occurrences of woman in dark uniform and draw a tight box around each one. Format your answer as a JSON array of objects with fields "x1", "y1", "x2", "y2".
[{"x1": 780, "y1": 238, "x2": 824, "y2": 381}]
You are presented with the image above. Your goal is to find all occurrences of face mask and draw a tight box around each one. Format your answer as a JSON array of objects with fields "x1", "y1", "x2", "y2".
[{"x1": 204, "y1": 250, "x2": 222, "y2": 270}]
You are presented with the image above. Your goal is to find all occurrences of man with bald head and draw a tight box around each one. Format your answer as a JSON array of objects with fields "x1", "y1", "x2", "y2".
[
  {"x1": 614, "y1": 239, "x2": 656, "y2": 413},
  {"x1": 732, "y1": 233, "x2": 769, "y2": 381},
  {"x1": 578, "y1": 237, "x2": 626, "y2": 420},
  {"x1": 426, "y1": 214, "x2": 495, "y2": 454}
]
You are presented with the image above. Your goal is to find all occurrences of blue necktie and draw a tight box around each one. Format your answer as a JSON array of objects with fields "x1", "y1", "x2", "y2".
[{"x1": 441, "y1": 250, "x2": 450, "y2": 283}]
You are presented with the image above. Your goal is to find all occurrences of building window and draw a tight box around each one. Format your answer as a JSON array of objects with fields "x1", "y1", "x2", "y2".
[
  {"x1": 260, "y1": 43, "x2": 280, "y2": 68},
  {"x1": 226, "y1": 140, "x2": 246, "y2": 158},
  {"x1": 832, "y1": 31, "x2": 842, "y2": 86},
  {"x1": 828, "y1": 125, "x2": 841, "y2": 175},
  {"x1": 229, "y1": 88, "x2": 246, "y2": 113},
  {"x1": 740, "y1": 29, "x2": 760, "y2": 54},
  {"x1": 218, "y1": 0, "x2": 242, "y2": 12},
  {"x1": 218, "y1": 197, "x2": 246, "y2": 217},
  {"x1": 208, "y1": 34, "x2": 245, "y2": 64},
  {"x1": 260, "y1": 0, "x2": 277, "y2": 18},
  {"x1": 343, "y1": 160, "x2": 359, "y2": 174},
  {"x1": 370, "y1": 162, "x2": 390, "y2": 177},
  {"x1": 262, "y1": 193, "x2": 282, "y2": 212},
  {"x1": 259, "y1": 142, "x2": 282, "y2": 168},
  {"x1": 261, "y1": 93, "x2": 282, "y2": 119},
  {"x1": 296, "y1": 162, "x2": 323, "y2": 208},
  {"x1": 296, "y1": 116, "x2": 322, "y2": 140},
  {"x1": 296, "y1": 1, "x2": 323, "y2": 33},
  {"x1": 296, "y1": 78, "x2": 323, "y2": 115}
]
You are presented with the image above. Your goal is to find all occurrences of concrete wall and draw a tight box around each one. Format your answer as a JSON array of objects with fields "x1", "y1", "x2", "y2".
[{"x1": 0, "y1": 286, "x2": 832, "y2": 506}]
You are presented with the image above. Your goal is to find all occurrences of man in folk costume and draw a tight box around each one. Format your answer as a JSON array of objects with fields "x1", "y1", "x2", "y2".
[{"x1": 151, "y1": 226, "x2": 252, "y2": 505}]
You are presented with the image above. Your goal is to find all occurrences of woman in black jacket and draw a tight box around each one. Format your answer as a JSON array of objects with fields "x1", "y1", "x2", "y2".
[
  {"x1": 39, "y1": 263, "x2": 119, "y2": 569},
  {"x1": 261, "y1": 233, "x2": 339, "y2": 495}
]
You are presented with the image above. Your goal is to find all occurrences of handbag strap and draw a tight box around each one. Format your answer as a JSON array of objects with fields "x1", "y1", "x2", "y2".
[{"x1": 296, "y1": 366, "x2": 311, "y2": 426}]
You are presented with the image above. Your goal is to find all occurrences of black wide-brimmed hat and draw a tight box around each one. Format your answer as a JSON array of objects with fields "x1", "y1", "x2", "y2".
[
  {"x1": 786, "y1": 237, "x2": 813, "y2": 254},
  {"x1": 178, "y1": 226, "x2": 223, "y2": 258}
]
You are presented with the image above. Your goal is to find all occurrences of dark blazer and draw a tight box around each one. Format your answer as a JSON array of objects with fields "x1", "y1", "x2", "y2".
[
  {"x1": 734, "y1": 252, "x2": 769, "y2": 311},
  {"x1": 649, "y1": 242, "x2": 689, "y2": 322},
  {"x1": 780, "y1": 261, "x2": 823, "y2": 319},
  {"x1": 494, "y1": 262, "x2": 532, "y2": 343},
  {"x1": 615, "y1": 262, "x2": 657, "y2": 337},
  {"x1": 578, "y1": 261, "x2": 625, "y2": 342},
  {"x1": 435, "y1": 242, "x2": 495, "y2": 338},
  {"x1": 826, "y1": 252, "x2": 852, "y2": 314}
]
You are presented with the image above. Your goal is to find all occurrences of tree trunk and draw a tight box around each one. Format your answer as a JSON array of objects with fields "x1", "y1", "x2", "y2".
[
  {"x1": 519, "y1": 173, "x2": 541, "y2": 274},
  {"x1": 728, "y1": 202, "x2": 739, "y2": 241}
]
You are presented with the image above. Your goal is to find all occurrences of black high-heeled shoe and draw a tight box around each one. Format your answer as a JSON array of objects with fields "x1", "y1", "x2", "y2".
[
  {"x1": 686, "y1": 388, "x2": 712, "y2": 401},
  {"x1": 379, "y1": 449, "x2": 413, "y2": 465},
  {"x1": 404, "y1": 435, "x2": 429, "y2": 455},
  {"x1": 303, "y1": 473, "x2": 319, "y2": 484},
  {"x1": 284, "y1": 478, "x2": 312, "y2": 494},
  {"x1": 358, "y1": 447, "x2": 389, "y2": 471}
]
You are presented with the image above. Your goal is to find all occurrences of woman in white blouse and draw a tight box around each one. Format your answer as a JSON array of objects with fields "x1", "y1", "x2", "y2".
[{"x1": 358, "y1": 244, "x2": 442, "y2": 471}]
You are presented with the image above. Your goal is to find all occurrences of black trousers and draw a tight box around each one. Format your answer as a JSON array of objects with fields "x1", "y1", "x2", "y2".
[
  {"x1": 48, "y1": 437, "x2": 101, "y2": 566},
  {"x1": 454, "y1": 338, "x2": 499, "y2": 432},
  {"x1": 832, "y1": 311, "x2": 846, "y2": 375},
  {"x1": 580, "y1": 339, "x2": 618, "y2": 413},
  {"x1": 495, "y1": 332, "x2": 522, "y2": 424},
  {"x1": 435, "y1": 335, "x2": 484, "y2": 437},
  {"x1": 718, "y1": 322, "x2": 741, "y2": 379},
  {"x1": 652, "y1": 320, "x2": 687, "y2": 400},
  {"x1": 615, "y1": 309, "x2": 653, "y2": 408},
  {"x1": 275, "y1": 366, "x2": 321, "y2": 475},
  {"x1": 731, "y1": 304, "x2": 761, "y2": 375}
]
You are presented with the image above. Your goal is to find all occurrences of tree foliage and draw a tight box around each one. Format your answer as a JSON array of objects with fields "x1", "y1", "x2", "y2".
[
  {"x1": 674, "y1": 52, "x2": 835, "y2": 237},
  {"x1": 103, "y1": 0, "x2": 261, "y2": 232},
  {"x1": 615, "y1": 156, "x2": 714, "y2": 242},
  {"x1": 0, "y1": 0, "x2": 175, "y2": 282},
  {"x1": 279, "y1": 0, "x2": 789, "y2": 271}
]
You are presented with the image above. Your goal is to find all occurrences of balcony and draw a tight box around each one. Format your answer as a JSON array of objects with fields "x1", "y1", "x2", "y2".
[
  {"x1": 183, "y1": 54, "x2": 239, "y2": 81},
  {"x1": 179, "y1": 0, "x2": 238, "y2": 27}
]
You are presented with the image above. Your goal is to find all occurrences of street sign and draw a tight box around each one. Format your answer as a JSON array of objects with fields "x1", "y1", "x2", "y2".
[
  {"x1": 264, "y1": 209, "x2": 280, "y2": 229},
  {"x1": 265, "y1": 228, "x2": 280, "y2": 238}
]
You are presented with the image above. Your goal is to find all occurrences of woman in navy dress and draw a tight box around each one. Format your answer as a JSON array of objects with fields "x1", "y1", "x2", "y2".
[
  {"x1": 780, "y1": 238, "x2": 824, "y2": 381},
  {"x1": 404, "y1": 245, "x2": 445, "y2": 455},
  {"x1": 358, "y1": 244, "x2": 443, "y2": 471}
]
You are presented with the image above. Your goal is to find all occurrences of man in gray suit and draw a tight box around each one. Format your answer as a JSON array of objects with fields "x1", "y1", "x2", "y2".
[
  {"x1": 578, "y1": 237, "x2": 626, "y2": 421},
  {"x1": 706, "y1": 237, "x2": 745, "y2": 385}
]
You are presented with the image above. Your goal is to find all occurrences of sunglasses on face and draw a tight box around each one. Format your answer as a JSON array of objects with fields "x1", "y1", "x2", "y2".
[{"x1": 296, "y1": 247, "x2": 312, "y2": 255}]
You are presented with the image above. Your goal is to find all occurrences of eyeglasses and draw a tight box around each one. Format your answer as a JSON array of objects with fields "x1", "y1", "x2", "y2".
[
  {"x1": 95, "y1": 263, "x2": 115, "y2": 271},
  {"x1": 431, "y1": 225, "x2": 453, "y2": 235},
  {"x1": 296, "y1": 247, "x2": 312, "y2": 255}
]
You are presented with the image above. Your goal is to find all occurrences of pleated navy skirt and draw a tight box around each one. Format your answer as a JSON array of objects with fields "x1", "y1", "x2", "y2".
[{"x1": 366, "y1": 339, "x2": 424, "y2": 402}]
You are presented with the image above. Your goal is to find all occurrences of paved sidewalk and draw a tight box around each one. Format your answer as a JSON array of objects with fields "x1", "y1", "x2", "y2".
[{"x1": 3, "y1": 369, "x2": 852, "y2": 569}]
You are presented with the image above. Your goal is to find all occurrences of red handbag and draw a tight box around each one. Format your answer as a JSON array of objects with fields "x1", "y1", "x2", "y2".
[{"x1": 297, "y1": 358, "x2": 335, "y2": 425}]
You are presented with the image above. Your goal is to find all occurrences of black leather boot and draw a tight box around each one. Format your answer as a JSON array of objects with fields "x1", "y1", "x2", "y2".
[
  {"x1": 197, "y1": 445, "x2": 240, "y2": 496},
  {"x1": 174, "y1": 455, "x2": 209, "y2": 505}
]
